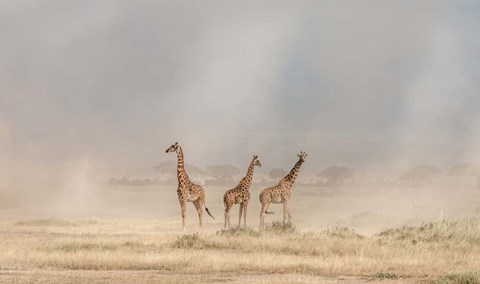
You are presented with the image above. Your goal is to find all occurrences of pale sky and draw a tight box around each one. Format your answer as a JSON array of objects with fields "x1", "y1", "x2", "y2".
[{"x1": 1, "y1": 0, "x2": 480, "y2": 179}]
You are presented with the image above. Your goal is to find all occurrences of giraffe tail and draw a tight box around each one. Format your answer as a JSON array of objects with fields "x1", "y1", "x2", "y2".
[
  {"x1": 205, "y1": 207, "x2": 215, "y2": 220},
  {"x1": 265, "y1": 210, "x2": 274, "y2": 214}
]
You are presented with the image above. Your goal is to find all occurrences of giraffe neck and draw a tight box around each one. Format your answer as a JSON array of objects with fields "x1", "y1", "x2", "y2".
[
  {"x1": 176, "y1": 146, "x2": 190, "y2": 184},
  {"x1": 239, "y1": 160, "x2": 256, "y2": 189},
  {"x1": 282, "y1": 159, "x2": 304, "y2": 188}
]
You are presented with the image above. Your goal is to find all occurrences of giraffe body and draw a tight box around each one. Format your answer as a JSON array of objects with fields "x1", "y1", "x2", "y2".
[
  {"x1": 259, "y1": 151, "x2": 307, "y2": 229},
  {"x1": 166, "y1": 142, "x2": 214, "y2": 231},
  {"x1": 223, "y1": 155, "x2": 261, "y2": 228}
]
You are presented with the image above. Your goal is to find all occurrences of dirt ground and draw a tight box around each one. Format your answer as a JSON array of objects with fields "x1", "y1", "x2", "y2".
[{"x1": 0, "y1": 270, "x2": 424, "y2": 283}]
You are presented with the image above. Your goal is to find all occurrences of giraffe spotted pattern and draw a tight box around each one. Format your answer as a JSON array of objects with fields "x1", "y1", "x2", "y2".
[
  {"x1": 259, "y1": 151, "x2": 307, "y2": 229},
  {"x1": 166, "y1": 142, "x2": 215, "y2": 231},
  {"x1": 223, "y1": 155, "x2": 261, "y2": 228}
]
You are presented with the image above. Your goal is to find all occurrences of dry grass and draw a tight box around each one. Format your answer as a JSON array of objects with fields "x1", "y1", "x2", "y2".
[
  {"x1": 371, "y1": 272, "x2": 398, "y2": 280},
  {"x1": 14, "y1": 218, "x2": 78, "y2": 227},
  {"x1": 433, "y1": 272, "x2": 480, "y2": 284},
  {"x1": 0, "y1": 217, "x2": 479, "y2": 283},
  {"x1": 378, "y1": 219, "x2": 480, "y2": 243}
]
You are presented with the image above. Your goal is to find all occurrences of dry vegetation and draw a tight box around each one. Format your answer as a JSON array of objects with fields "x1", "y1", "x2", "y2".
[
  {"x1": 0, "y1": 217, "x2": 479, "y2": 283},
  {"x1": 1, "y1": 181, "x2": 479, "y2": 283}
]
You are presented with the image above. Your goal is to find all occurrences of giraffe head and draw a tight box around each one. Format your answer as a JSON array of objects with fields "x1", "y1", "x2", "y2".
[
  {"x1": 297, "y1": 151, "x2": 308, "y2": 162},
  {"x1": 165, "y1": 142, "x2": 179, "y2": 153},
  {"x1": 253, "y1": 155, "x2": 262, "y2": 167}
]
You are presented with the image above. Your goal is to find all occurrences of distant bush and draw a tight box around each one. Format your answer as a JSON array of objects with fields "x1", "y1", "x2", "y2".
[
  {"x1": 399, "y1": 165, "x2": 442, "y2": 185},
  {"x1": 108, "y1": 177, "x2": 161, "y2": 186},
  {"x1": 153, "y1": 161, "x2": 208, "y2": 177},
  {"x1": 448, "y1": 163, "x2": 478, "y2": 176},
  {"x1": 205, "y1": 165, "x2": 241, "y2": 186},
  {"x1": 317, "y1": 166, "x2": 354, "y2": 185}
]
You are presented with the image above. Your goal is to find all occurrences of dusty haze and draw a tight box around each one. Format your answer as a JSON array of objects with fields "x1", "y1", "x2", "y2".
[{"x1": 1, "y1": 1, "x2": 480, "y2": 229}]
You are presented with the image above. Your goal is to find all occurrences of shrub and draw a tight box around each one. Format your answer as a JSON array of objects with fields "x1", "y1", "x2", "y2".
[
  {"x1": 371, "y1": 272, "x2": 398, "y2": 280},
  {"x1": 172, "y1": 234, "x2": 205, "y2": 249},
  {"x1": 434, "y1": 272, "x2": 480, "y2": 284},
  {"x1": 265, "y1": 221, "x2": 298, "y2": 235},
  {"x1": 216, "y1": 227, "x2": 261, "y2": 237}
]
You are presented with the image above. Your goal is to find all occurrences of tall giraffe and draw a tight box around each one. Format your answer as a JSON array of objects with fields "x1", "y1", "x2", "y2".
[
  {"x1": 165, "y1": 142, "x2": 215, "y2": 231},
  {"x1": 223, "y1": 155, "x2": 262, "y2": 229},
  {"x1": 259, "y1": 151, "x2": 307, "y2": 229}
]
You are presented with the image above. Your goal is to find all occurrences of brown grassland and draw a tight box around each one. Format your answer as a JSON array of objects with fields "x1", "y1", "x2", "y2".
[
  {"x1": 0, "y1": 217, "x2": 479, "y2": 283},
  {"x1": 1, "y1": 184, "x2": 480, "y2": 283}
]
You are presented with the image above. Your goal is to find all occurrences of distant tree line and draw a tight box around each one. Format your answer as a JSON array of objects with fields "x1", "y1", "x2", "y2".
[
  {"x1": 108, "y1": 177, "x2": 162, "y2": 186},
  {"x1": 398, "y1": 163, "x2": 479, "y2": 186},
  {"x1": 108, "y1": 161, "x2": 480, "y2": 188}
]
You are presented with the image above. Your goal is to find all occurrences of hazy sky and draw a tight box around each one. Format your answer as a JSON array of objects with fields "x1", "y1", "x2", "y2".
[{"x1": 1, "y1": 0, "x2": 480, "y2": 181}]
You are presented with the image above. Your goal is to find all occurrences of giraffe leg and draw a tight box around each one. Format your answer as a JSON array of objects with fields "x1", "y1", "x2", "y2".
[
  {"x1": 224, "y1": 204, "x2": 232, "y2": 229},
  {"x1": 260, "y1": 201, "x2": 269, "y2": 229},
  {"x1": 243, "y1": 201, "x2": 248, "y2": 227},
  {"x1": 286, "y1": 203, "x2": 292, "y2": 223},
  {"x1": 283, "y1": 202, "x2": 288, "y2": 224},
  {"x1": 227, "y1": 208, "x2": 231, "y2": 228},
  {"x1": 223, "y1": 203, "x2": 227, "y2": 229},
  {"x1": 180, "y1": 200, "x2": 187, "y2": 231},
  {"x1": 193, "y1": 199, "x2": 204, "y2": 231},
  {"x1": 238, "y1": 203, "x2": 243, "y2": 227}
]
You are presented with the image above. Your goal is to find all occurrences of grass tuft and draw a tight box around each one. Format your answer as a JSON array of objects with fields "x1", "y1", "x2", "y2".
[
  {"x1": 172, "y1": 234, "x2": 204, "y2": 249},
  {"x1": 433, "y1": 272, "x2": 480, "y2": 284},
  {"x1": 371, "y1": 272, "x2": 398, "y2": 280},
  {"x1": 216, "y1": 226, "x2": 261, "y2": 237},
  {"x1": 378, "y1": 220, "x2": 480, "y2": 243},
  {"x1": 172, "y1": 234, "x2": 220, "y2": 250},
  {"x1": 264, "y1": 221, "x2": 298, "y2": 234}
]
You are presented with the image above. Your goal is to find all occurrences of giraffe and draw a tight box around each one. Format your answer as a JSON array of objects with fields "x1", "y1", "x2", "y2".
[
  {"x1": 223, "y1": 155, "x2": 262, "y2": 229},
  {"x1": 165, "y1": 142, "x2": 215, "y2": 231},
  {"x1": 259, "y1": 151, "x2": 307, "y2": 229}
]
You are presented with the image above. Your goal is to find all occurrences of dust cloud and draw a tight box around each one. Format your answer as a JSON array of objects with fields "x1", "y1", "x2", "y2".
[{"x1": 1, "y1": 1, "x2": 480, "y2": 231}]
